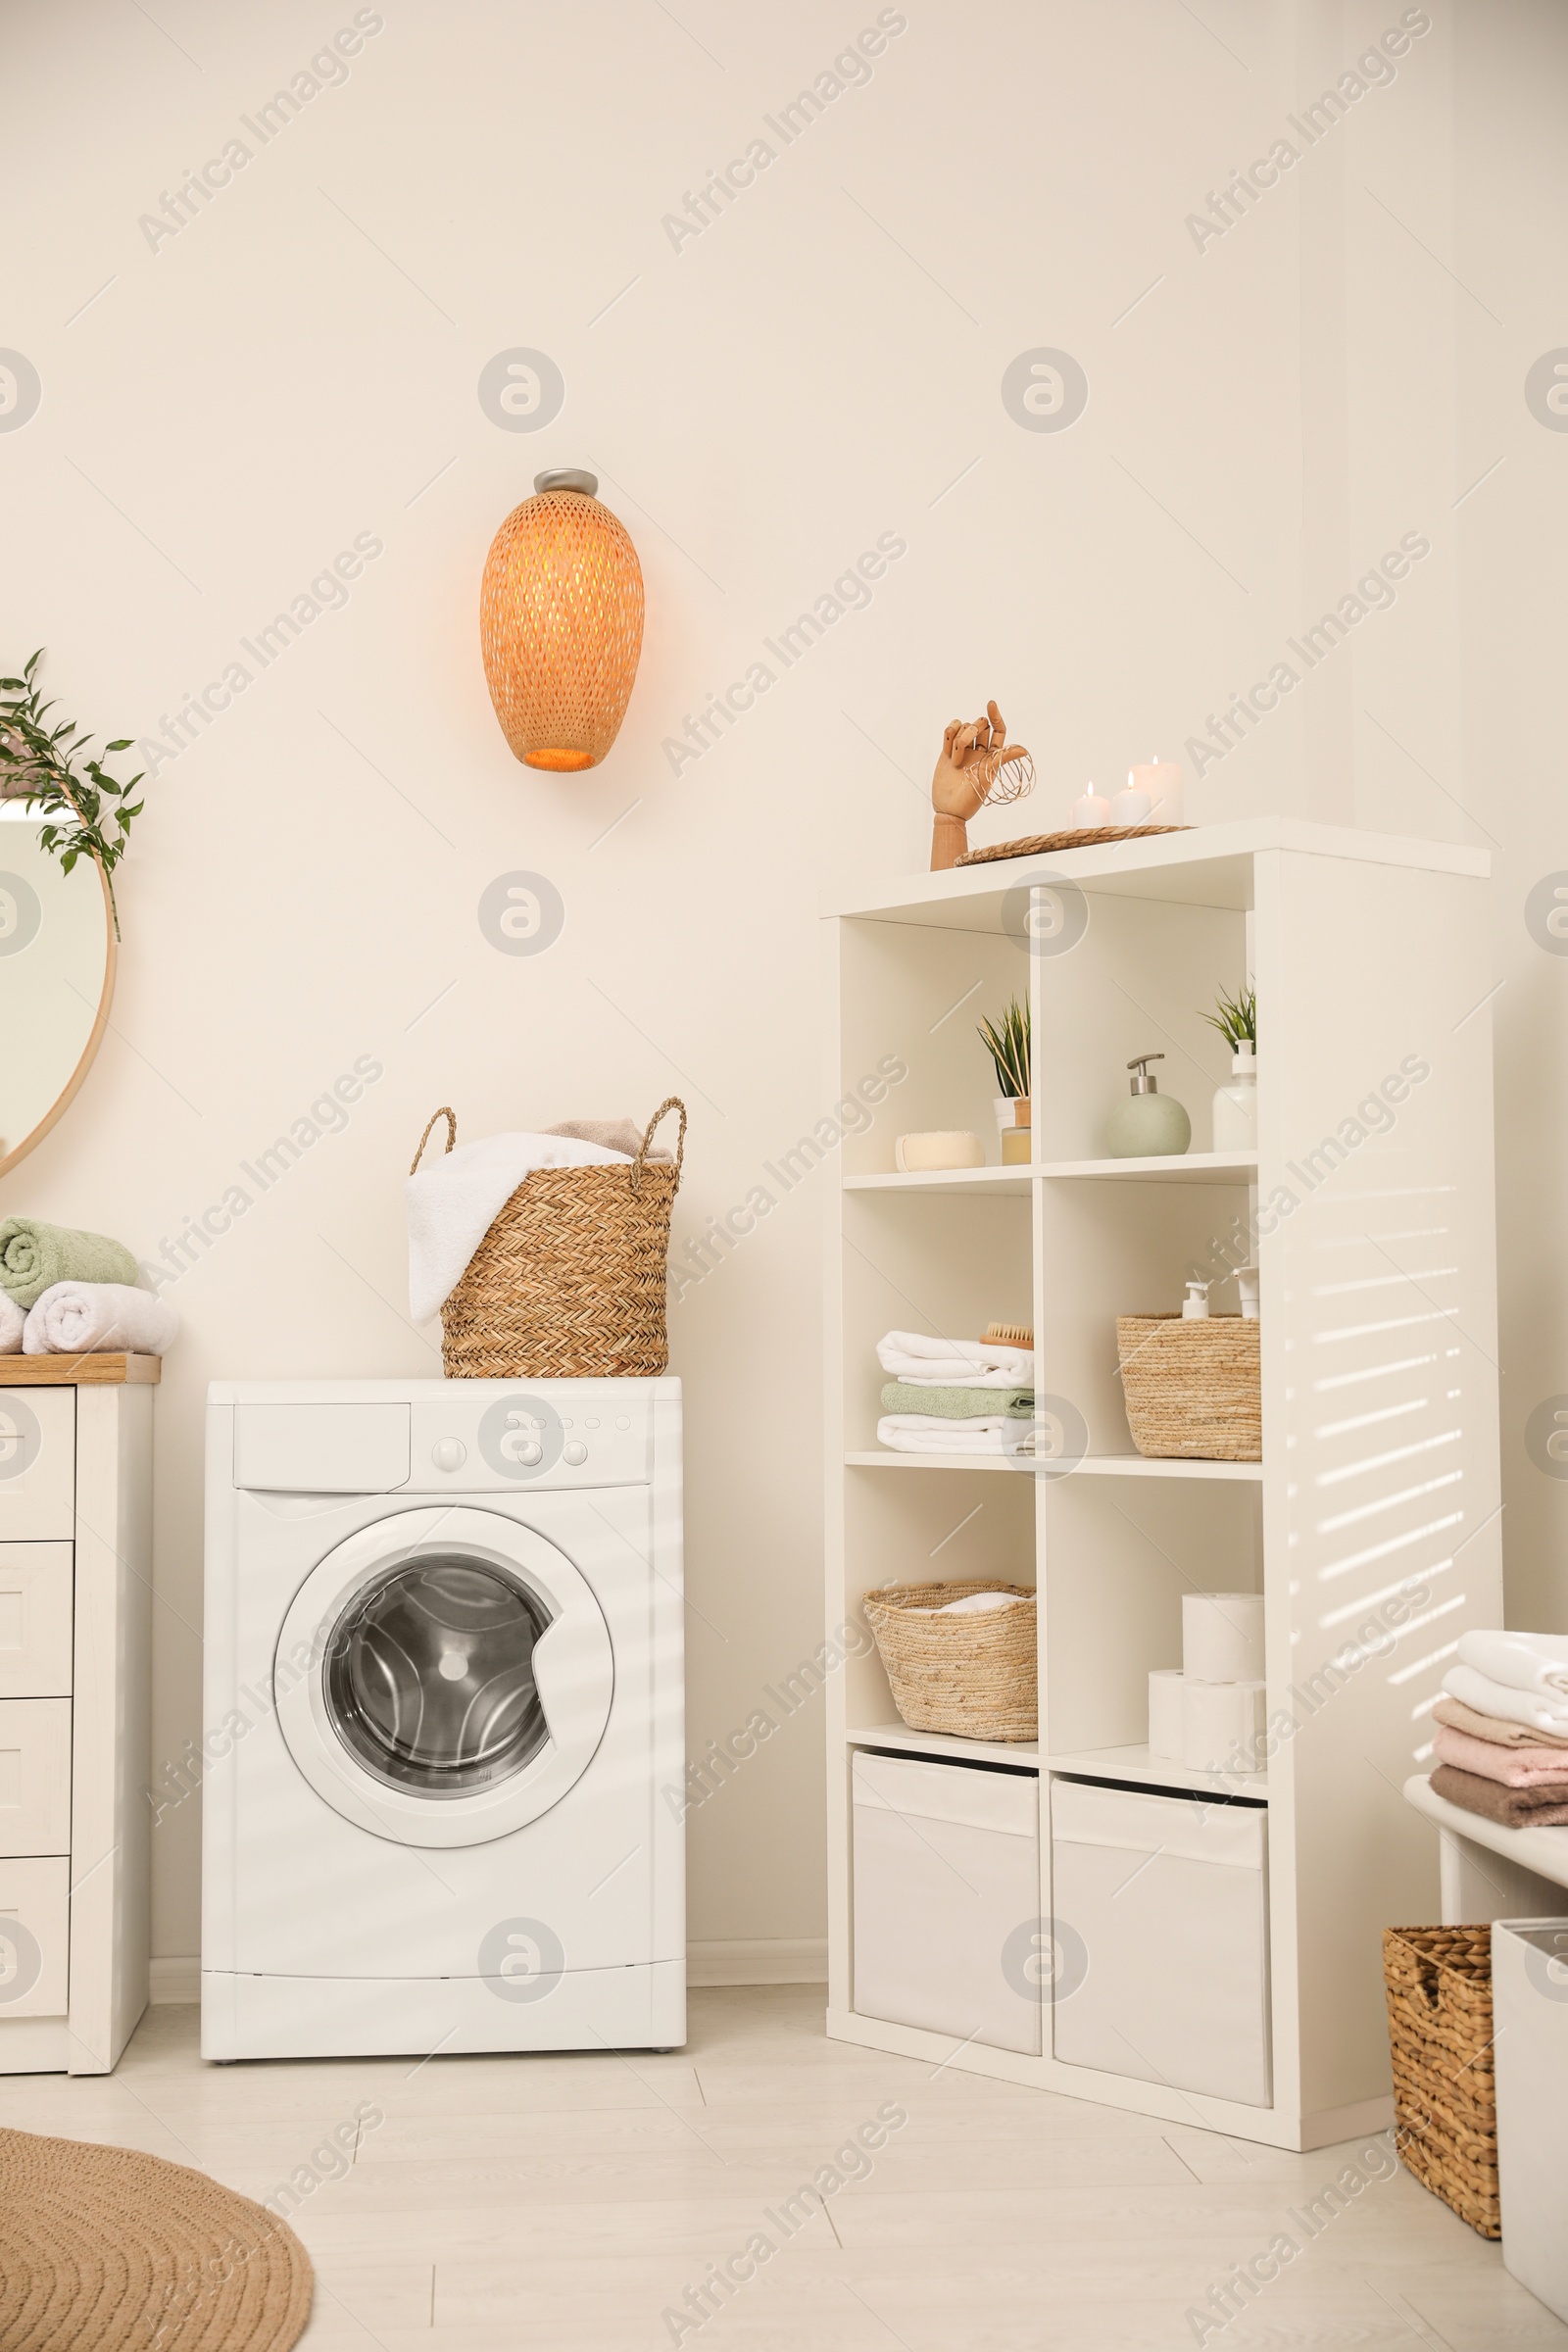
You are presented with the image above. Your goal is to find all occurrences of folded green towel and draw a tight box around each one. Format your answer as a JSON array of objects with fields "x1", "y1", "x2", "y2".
[
  {"x1": 880, "y1": 1381, "x2": 1035, "y2": 1420},
  {"x1": 0, "y1": 1217, "x2": 139, "y2": 1310}
]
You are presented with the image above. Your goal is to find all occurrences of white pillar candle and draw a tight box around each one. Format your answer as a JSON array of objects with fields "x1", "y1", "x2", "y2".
[
  {"x1": 1148, "y1": 1668, "x2": 1185, "y2": 1760},
  {"x1": 1111, "y1": 779, "x2": 1152, "y2": 825},
  {"x1": 1183, "y1": 1591, "x2": 1265, "y2": 1684},
  {"x1": 1070, "y1": 785, "x2": 1110, "y2": 827},
  {"x1": 1130, "y1": 757, "x2": 1183, "y2": 825},
  {"x1": 1183, "y1": 1678, "x2": 1266, "y2": 1773}
]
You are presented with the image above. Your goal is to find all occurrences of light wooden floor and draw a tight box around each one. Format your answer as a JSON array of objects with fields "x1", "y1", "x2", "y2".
[{"x1": 2, "y1": 1986, "x2": 1564, "y2": 2350}]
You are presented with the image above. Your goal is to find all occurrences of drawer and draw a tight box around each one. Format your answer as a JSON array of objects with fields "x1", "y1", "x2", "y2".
[
  {"x1": 0, "y1": 1698, "x2": 72, "y2": 1857},
  {"x1": 0, "y1": 1392, "x2": 75, "y2": 1542},
  {"x1": 0, "y1": 1544, "x2": 73, "y2": 1697},
  {"x1": 0, "y1": 1855, "x2": 70, "y2": 2018}
]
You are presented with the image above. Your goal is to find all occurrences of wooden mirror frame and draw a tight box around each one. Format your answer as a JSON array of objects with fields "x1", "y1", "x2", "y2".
[{"x1": 0, "y1": 852, "x2": 118, "y2": 1178}]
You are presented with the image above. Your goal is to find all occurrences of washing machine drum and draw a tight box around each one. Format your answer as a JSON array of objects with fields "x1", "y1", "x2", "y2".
[{"x1": 274, "y1": 1507, "x2": 614, "y2": 1849}]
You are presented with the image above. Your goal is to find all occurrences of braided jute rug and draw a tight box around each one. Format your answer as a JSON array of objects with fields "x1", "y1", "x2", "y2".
[{"x1": 0, "y1": 2128, "x2": 313, "y2": 2352}]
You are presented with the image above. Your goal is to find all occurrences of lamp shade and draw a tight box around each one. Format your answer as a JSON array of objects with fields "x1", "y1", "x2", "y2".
[{"x1": 479, "y1": 468, "x2": 644, "y2": 771}]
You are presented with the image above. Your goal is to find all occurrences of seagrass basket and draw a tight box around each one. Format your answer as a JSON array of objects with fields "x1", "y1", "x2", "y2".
[
  {"x1": 1382, "y1": 1925, "x2": 1499, "y2": 2238},
  {"x1": 1115, "y1": 1313, "x2": 1261, "y2": 1461},
  {"x1": 862, "y1": 1581, "x2": 1037, "y2": 1743},
  {"x1": 412, "y1": 1099, "x2": 686, "y2": 1380}
]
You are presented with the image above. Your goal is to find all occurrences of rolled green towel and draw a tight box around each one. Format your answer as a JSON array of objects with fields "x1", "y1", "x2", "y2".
[
  {"x1": 880, "y1": 1380, "x2": 1035, "y2": 1420},
  {"x1": 0, "y1": 1217, "x2": 139, "y2": 1310}
]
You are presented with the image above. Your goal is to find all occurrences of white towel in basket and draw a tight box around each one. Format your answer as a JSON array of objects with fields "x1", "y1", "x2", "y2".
[{"x1": 407, "y1": 1132, "x2": 631, "y2": 1325}]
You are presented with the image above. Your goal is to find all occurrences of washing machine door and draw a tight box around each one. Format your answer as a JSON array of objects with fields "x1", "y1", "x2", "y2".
[{"x1": 273, "y1": 1506, "x2": 614, "y2": 1848}]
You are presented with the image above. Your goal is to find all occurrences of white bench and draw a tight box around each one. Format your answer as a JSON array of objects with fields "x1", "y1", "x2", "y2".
[{"x1": 1404, "y1": 1772, "x2": 1568, "y2": 1923}]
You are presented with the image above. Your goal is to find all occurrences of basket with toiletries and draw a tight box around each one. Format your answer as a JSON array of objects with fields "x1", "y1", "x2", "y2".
[
  {"x1": 408, "y1": 1099, "x2": 686, "y2": 1379},
  {"x1": 862, "y1": 1580, "x2": 1037, "y2": 1742},
  {"x1": 1115, "y1": 1284, "x2": 1260, "y2": 1462}
]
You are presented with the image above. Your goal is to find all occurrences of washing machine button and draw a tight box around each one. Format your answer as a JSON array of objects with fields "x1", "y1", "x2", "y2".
[
  {"x1": 614, "y1": 1414, "x2": 631, "y2": 1431},
  {"x1": 431, "y1": 1438, "x2": 467, "y2": 1472},
  {"x1": 563, "y1": 1441, "x2": 588, "y2": 1466}
]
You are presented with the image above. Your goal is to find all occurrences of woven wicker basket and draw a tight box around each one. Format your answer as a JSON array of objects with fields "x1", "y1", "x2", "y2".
[
  {"x1": 1115, "y1": 1314, "x2": 1261, "y2": 1461},
  {"x1": 862, "y1": 1581, "x2": 1037, "y2": 1742},
  {"x1": 1383, "y1": 1925, "x2": 1499, "y2": 2238},
  {"x1": 412, "y1": 1099, "x2": 686, "y2": 1380}
]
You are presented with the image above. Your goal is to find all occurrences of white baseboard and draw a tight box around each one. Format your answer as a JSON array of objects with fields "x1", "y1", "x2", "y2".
[
  {"x1": 687, "y1": 1938, "x2": 827, "y2": 1986},
  {"x1": 149, "y1": 1956, "x2": 200, "y2": 2005},
  {"x1": 149, "y1": 1941, "x2": 827, "y2": 2004}
]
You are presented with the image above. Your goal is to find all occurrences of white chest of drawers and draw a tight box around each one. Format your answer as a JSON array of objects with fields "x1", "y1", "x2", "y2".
[{"x1": 0, "y1": 1355, "x2": 154, "y2": 2074}]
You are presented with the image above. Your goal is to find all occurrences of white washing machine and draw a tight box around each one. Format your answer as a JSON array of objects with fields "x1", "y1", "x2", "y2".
[{"x1": 200, "y1": 1378, "x2": 684, "y2": 2062}]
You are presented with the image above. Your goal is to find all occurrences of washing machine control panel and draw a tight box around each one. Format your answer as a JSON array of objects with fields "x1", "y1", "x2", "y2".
[{"x1": 406, "y1": 1390, "x2": 651, "y2": 1491}]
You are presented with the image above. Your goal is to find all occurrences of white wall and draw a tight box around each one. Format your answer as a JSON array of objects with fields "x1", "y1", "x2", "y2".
[{"x1": 1, "y1": 0, "x2": 1560, "y2": 1966}]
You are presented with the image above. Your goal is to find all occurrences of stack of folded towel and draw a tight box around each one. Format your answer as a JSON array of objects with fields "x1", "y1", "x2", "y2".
[
  {"x1": 0, "y1": 1218, "x2": 178, "y2": 1357},
  {"x1": 1430, "y1": 1630, "x2": 1568, "y2": 1829},
  {"x1": 876, "y1": 1330, "x2": 1034, "y2": 1456}
]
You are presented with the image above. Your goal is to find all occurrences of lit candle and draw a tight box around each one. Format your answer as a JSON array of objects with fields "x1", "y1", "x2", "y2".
[
  {"x1": 1111, "y1": 774, "x2": 1152, "y2": 825},
  {"x1": 1070, "y1": 783, "x2": 1110, "y2": 827},
  {"x1": 1129, "y1": 755, "x2": 1183, "y2": 824}
]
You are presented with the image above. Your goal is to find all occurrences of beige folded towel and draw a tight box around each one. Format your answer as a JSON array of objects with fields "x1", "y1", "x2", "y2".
[
  {"x1": 546, "y1": 1118, "x2": 672, "y2": 1162},
  {"x1": 1434, "y1": 1694, "x2": 1568, "y2": 1751}
]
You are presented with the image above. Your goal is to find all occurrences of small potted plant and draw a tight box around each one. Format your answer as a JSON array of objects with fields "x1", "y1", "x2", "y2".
[
  {"x1": 1202, "y1": 981, "x2": 1257, "y2": 1152},
  {"x1": 978, "y1": 997, "x2": 1031, "y2": 1164}
]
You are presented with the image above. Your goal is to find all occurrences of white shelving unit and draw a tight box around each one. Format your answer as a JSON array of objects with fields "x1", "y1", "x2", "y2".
[{"x1": 822, "y1": 818, "x2": 1502, "y2": 2151}]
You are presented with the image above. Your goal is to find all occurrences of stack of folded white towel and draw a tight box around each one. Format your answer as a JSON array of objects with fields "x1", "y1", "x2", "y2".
[
  {"x1": 875, "y1": 1330, "x2": 1034, "y2": 1456},
  {"x1": 1430, "y1": 1630, "x2": 1568, "y2": 1830}
]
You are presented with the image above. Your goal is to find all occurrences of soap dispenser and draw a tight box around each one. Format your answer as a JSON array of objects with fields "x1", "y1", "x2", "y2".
[{"x1": 1106, "y1": 1054, "x2": 1192, "y2": 1159}]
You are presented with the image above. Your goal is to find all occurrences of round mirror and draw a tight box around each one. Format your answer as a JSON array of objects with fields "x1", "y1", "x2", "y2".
[{"x1": 0, "y1": 811, "x2": 116, "y2": 1176}]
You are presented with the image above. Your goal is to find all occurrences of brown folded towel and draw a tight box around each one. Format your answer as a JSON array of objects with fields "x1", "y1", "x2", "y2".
[
  {"x1": 1434, "y1": 1694, "x2": 1568, "y2": 1750},
  {"x1": 1430, "y1": 1763, "x2": 1568, "y2": 1829}
]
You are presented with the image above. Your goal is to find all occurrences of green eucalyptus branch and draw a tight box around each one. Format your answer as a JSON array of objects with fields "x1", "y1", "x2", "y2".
[{"x1": 0, "y1": 648, "x2": 145, "y2": 939}]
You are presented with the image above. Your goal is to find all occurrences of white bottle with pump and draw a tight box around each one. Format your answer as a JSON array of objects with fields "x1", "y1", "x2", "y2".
[{"x1": 1211, "y1": 1040, "x2": 1257, "y2": 1152}]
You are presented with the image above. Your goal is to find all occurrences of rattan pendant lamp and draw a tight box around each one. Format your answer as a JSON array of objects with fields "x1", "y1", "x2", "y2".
[{"x1": 480, "y1": 468, "x2": 644, "y2": 770}]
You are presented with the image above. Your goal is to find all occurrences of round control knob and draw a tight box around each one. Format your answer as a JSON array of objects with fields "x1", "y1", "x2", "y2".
[
  {"x1": 563, "y1": 1441, "x2": 588, "y2": 1466},
  {"x1": 431, "y1": 1439, "x2": 466, "y2": 1472},
  {"x1": 511, "y1": 1439, "x2": 543, "y2": 1466}
]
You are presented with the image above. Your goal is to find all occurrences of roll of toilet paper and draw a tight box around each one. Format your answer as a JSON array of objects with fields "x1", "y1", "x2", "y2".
[
  {"x1": 1183, "y1": 1592, "x2": 1265, "y2": 1685},
  {"x1": 1148, "y1": 1669, "x2": 1185, "y2": 1761},
  {"x1": 1183, "y1": 1678, "x2": 1266, "y2": 1773}
]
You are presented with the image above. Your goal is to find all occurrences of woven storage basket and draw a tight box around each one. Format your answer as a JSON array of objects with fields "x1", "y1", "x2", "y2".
[
  {"x1": 1383, "y1": 1925, "x2": 1499, "y2": 2238},
  {"x1": 1115, "y1": 1313, "x2": 1261, "y2": 1461},
  {"x1": 862, "y1": 1581, "x2": 1037, "y2": 1742},
  {"x1": 413, "y1": 1099, "x2": 686, "y2": 1380}
]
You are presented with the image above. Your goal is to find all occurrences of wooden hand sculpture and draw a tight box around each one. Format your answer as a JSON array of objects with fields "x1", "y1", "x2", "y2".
[{"x1": 929, "y1": 701, "x2": 1033, "y2": 869}]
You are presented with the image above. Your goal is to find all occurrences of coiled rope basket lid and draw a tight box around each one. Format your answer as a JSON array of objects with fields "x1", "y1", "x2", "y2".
[
  {"x1": 862, "y1": 1581, "x2": 1037, "y2": 1743},
  {"x1": 412, "y1": 1099, "x2": 686, "y2": 1380}
]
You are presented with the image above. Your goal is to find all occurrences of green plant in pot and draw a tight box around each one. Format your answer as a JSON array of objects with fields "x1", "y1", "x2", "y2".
[{"x1": 978, "y1": 997, "x2": 1031, "y2": 1165}]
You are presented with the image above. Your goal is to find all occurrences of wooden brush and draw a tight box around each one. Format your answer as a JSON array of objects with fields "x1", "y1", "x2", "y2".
[{"x1": 981, "y1": 1319, "x2": 1033, "y2": 1349}]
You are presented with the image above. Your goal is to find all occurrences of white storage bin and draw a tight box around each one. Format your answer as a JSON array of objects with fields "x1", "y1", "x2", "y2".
[
  {"x1": 1493, "y1": 1918, "x2": 1568, "y2": 2326},
  {"x1": 853, "y1": 1749, "x2": 1041, "y2": 2055},
  {"x1": 1051, "y1": 1777, "x2": 1271, "y2": 2106}
]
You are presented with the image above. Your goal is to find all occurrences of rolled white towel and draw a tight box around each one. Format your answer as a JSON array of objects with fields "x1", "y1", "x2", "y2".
[
  {"x1": 1457, "y1": 1629, "x2": 1568, "y2": 1699},
  {"x1": 0, "y1": 1291, "x2": 23, "y2": 1354},
  {"x1": 24, "y1": 1281, "x2": 179, "y2": 1358},
  {"x1": 1444, "y1": 1661, "x2": 1568, "y2": 1738}
]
